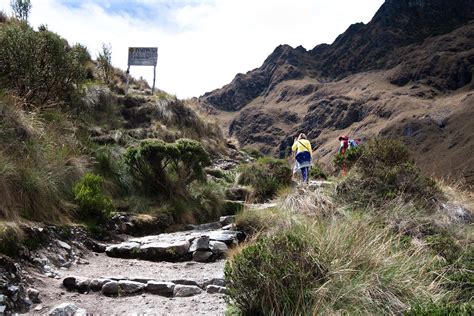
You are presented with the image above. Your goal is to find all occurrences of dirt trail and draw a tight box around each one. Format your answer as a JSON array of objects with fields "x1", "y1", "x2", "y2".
[{"x1": 29, "y1": 254, "x2": 226, "y2": 314}]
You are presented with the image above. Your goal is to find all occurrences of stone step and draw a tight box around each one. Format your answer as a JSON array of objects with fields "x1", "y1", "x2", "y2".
[
  {"x1": 62, "y1": 276, "x2": 227, "y2": 298},
  {"x1": 105, "y1": 228, "x2": 244, "y2": 262}
]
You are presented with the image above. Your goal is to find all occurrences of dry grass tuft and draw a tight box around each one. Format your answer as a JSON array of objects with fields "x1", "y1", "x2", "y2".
[{"x1": 280, "y1": 186, "x2": 337, "y2": 217}]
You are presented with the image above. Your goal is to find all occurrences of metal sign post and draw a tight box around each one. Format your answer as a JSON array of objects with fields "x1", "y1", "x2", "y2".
[{"x1": 125, "y1": 47, "x2": 158, "y2": 95}]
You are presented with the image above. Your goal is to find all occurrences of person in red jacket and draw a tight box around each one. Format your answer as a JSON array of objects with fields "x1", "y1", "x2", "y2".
[{"x1": 338, "y1": 136, "x2": 349, "y2": 176}]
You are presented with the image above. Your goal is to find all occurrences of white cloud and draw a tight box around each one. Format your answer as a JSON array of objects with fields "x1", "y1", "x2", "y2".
[{"x1": 1, "y1": 0, "x2": 384, "y2": 98}]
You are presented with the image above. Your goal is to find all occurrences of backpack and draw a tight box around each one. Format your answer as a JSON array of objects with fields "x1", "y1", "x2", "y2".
[{"x1": 348, "y1": 139, "x2": 358, "y2": 149}]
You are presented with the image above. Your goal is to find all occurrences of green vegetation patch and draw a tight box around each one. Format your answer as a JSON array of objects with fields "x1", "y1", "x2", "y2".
[{"x1": 238, "y1": 157, "x2": 292, "y2": 202}]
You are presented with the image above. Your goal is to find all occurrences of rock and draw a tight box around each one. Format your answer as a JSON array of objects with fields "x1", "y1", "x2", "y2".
[
  {"x1": 76, "y1": 279, "x2": 91, "y2": 294},
  {"x1": 56, "y1": 240, "x2": 72, "y2": 251},
  {"x1": 210, "y1": 241, "x2": 229, "y2": 254},
  {"x1": 139, "y1": 241, "x2": 190, "y2": 261},
  {"x1": 0, "y1": 305, "x2": 6, "y2": 313},
  {"x1": 34, "y1": 305, "x2": 44, "y2": 311},
  {"x1": 101, "y1": 281, "x2": 119, "y2": 296},
  {"x1": 185, "y1": 222, "x2": 222, "y2": 231},
  {"x1": 0, "y1": 294, "x2": 5, "y2": 303},
  {"x1": 62, "y1": 277, "x2": 77, "y2": 291},
  {"x1": 222, "y1": 224, "x2": 235, "y2": 230},
  {"x1": 173, "y1": 285, "x2": 202, "y2": 297},
  {"x1": 84, "y1": 239, "x2": 107, "y2": 253},
  {"x1": 206, "y1": 285, "x2": 227, "y2": 294},
  {"x1": 118, "y1": 280, "x2": 146, "y2": 294},
  {"x1": 193, "y1": 250, "x2": 213, "y2": 262},
  {"x1": 219, "y1": 215, "x2": 236, "y2": 226},
  {"x1": 207, "y1": 230, "x2": 243, "y2": 246},
  {"x1": 61, "y1": 262, "x2": 73, "y2": 269},
  {"x1": 172, "y1": 279, "x2": 199, "y2": 286},
  {"x1": 202, "y1": 278, "x2": 225, "y2": 288},
  {"x1": 130, "y1": 277, "x2": 154, "y2": 284},
  {"x1": 48, "y1": 302, "x2": 82, "y2": 316},
  {"x1": 27, "y1": 288, "x2": 41, "y2": 303},
  {"x1": 145, "y1": 281, "x2": 175, "y2": 296},
  {"x1": 189, "y1": 236, "x2": 210, "y2": 252},
  {"x1": 90, "y1": 279, "x2": 111, "y2": 292},
  {"x1": 104, "y1": 275, "x2": 128, "y2": 281},
  {"x1": 105, "y1": 242, "x2": 140, "y2": 258}
]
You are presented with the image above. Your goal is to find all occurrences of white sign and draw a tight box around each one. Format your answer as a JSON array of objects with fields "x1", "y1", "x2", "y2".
[{"x1": 128, "y1": 47, "x2": 158, "y2": 66}]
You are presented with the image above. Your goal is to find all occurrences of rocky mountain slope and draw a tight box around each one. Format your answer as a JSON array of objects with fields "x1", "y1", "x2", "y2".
[{"x1": 197, "y1": 0, "x2": 474, "y2": 184}]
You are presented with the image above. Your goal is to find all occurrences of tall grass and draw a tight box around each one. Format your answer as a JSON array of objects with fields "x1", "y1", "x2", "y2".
[{"x1": 226, "y1": 215, "x2": 445, "y2": 315}]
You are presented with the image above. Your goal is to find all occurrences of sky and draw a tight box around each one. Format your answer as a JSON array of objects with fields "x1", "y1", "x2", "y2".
[{"x1": 1, "y1": 0, "x2": 384, "y2": 98}]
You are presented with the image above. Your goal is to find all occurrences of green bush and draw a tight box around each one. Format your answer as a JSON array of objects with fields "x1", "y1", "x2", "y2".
[
  {"x1": 124, "y1": 138, "x2": 211, "y2": 198},
  {"x1": 333, "y1": 145, "x2": 362, "y2": 171},
  {"x1": 238, "y1": 157, "x2": 291, "y2": 202},
  {"x1": 405, "y1": 302, "x2": 473, "y2": 315},
  {"x1": 336, "y1": 138, "x2": 442, "y2": 208},
  {"x1": 309, "y1": 164, "x2": 327, "y2": 180},
  {"x1": 225, "y1": 227, "x2": 327, "y2": 315},
  {"x1": 73, "y1": 173, "x2": 114, "y2": 221},
  {"x1": 0, "y1": 22, "x2": 89, "y2": 105}
]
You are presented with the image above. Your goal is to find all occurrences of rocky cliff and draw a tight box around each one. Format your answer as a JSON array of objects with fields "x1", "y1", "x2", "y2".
[{"x1": 198, "y1": 0, "x2": 474, "y2": 184}]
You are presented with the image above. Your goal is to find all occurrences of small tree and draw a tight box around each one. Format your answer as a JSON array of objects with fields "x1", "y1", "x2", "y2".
[
  {"x1": 124, "y1": 139, "x2": 211, "y2": 198},
  {"x1": 10, "y1": 0, "x2": 31, "y2": 21},
  {"x1": 97, "y1": 43, "x2": 113, "y2": 84}
]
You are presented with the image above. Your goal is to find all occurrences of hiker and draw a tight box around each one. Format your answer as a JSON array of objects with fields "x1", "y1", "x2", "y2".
[
  {"x1": 291, "y1": 133, "x2": 313, "y2": 183},
  {"x1": 338, "y1": 136, "x2": 349, "y2": 176}
]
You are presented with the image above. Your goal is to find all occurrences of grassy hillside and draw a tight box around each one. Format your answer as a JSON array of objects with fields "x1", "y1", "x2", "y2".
[
  {"x1": 0, "y1": 16, "x2": 233, "y2": 247},
  {"x1": 225, "y1": 139, "x2": 473, "y2": 315}
]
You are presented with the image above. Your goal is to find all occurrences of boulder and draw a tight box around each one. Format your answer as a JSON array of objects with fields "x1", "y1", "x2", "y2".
[
  {"x1": 206, "y1": 285, "x2": 227, "y2": 294},
  {"x1": 172, "y1": 279, "x2": 199, "y2": 286},
  {"x1": 48, "y1": 303, "x2": 84, "y2": 316},
  {"x1": 105, "y1": 242, "x2": 140, "y2": 258},
  {"x1": 189, "y1": 236, "x2": 210, "y2": 252},
  {"x1": 202, "y1": 278, "x2": 225, "y2": 288},
  {"x1": 219, "y1": 215, "x2": 236, "y2": 226},
  {"x1": 84, "y1": 239, "x2": 107, "y2": 253},
  {"x1": 207, "y1": 230, "x2": 243, "y2": 246},
  {"x1": 193, "y1": 250, "x2": 213, "y2": 262},
  {"x1": 76, "y1": 279, "x2": 91, "y2": 294},
  {"x1": 90, "y1": 279, "x2": 112, "y2": 292},
  {"x1": 118, "y1": 280, "x2": 145, "y2": 294},
  {"x1": 139, "y1": 241, "x2": 190, "y2": 261},
  {"x1": 56, "y1": 240, "x2": 72, "y2": 251},
  {"x1": 145, "y1": 281, "x2": 175, "y2": 296},
  {"x1": 62, "y1": 277, "x2": 77, "y2": 291},
  {"x1": 101, "y1": 281, "x2": 119, "y2": 296},
  {"x1": 185, "y1": 222, "x2": 222, "y2": 231},
  {"x1": 27, "y1": 288, "x2": 41, "y2": 303},
  {"x1": 173, "y1": 285, "x2": 202, "y2": 297}
]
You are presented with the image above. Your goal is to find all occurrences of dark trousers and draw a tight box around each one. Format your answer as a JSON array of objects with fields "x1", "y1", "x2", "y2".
[{"x1": 301, "y1": 167, "x2": 309, "y2": 183}]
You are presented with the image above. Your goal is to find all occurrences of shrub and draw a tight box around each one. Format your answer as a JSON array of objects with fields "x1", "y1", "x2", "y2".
[
  {"x1": 238, "y1": 157, "x2": 291, "y2": 202},
  {"x1": 97, "y1": 43, "x2": 113, "y2": 85},
  {"x1": 124, "y1": 138, "x2": 211, "y2": 198},
  {"x1": 73, "y1": 173, "x2": 114, "y2": 221},
  {"x1": 405, "y1": 302, "x2": 473, "y2": 315},
  {"x1": 336, "y1": 138, "x2": 442, "y2": 208},
  {"x1": 0, "y1": 22, "x2": 89, "y2": 105},
  {"x1": 225, "y1": 227, "x2": 327, "y2": 315},
  {"x1": 333, "y1": 145, "x2": 362, "y2": 171},
  {"x1": 226, "y1": 218, "x2": 444, "y2": 315},
  {"x1": 10, "y1": 0, "x2": 31, "y2": 21},
  {"x1": 309, "y1": 164, "x2": 327, "y2": 180}
]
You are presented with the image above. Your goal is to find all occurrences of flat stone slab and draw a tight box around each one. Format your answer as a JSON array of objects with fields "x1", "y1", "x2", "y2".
[
  {"x1": 104, "y1": 226, "x2": 244, "y2": 262},
  {"x1": 173, "y1": 284, "x2": 202, "y2": 297},
  {"x1": 118, "y1": 280, "x2": 145, "y2": 294}
]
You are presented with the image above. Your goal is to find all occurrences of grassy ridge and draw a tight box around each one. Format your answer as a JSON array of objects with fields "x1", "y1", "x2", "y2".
[{"x1": 226, "y1": 139, "x2": 473, "y2": 315}]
